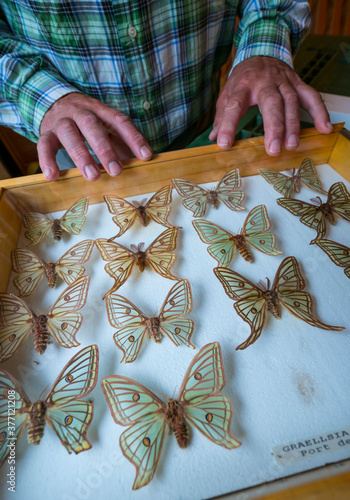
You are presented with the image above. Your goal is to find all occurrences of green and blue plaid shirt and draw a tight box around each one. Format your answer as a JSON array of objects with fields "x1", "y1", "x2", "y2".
[{"x1": 0, "y1": 1, "x2": 310, "y2": 152}]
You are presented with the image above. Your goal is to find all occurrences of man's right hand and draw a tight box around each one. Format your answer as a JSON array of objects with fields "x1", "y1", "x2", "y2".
[{"x1": 38, "y1": 93, "x2": 153, "y2": 181}]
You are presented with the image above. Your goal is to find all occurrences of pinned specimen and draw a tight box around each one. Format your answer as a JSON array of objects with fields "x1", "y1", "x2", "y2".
[
  {"x1": 106, "y1": 280, "x2": 194, "y2": 362},
  {"x1": 214, "y1": 256, "x2": 344, "y2": 350},
  {"x1": 11, "y1": 239, "x2": 94, "y2": 296},
  {"x1": 23, "y1": 197, "x2": 89, "y2": 245},
  {"x1": 172, "y1": 168, "x2": 245, "y2": 217},
  {"x1": 192, "y1": 205, "x2": 282, "y2": 266},
  {"x1": 315, "y1": 239, "x2": 350, "y2": 279},
  {"x1": 259, "y1": 158, "x2": 327, "y2": 198},
  {"x1": 0, "y1": 276, "x2": 90, "y2": 363},
  {"x1": 0, "y1": 345, "x2": 98, "y2": 466},
  {"x1": 101, "y1": 342, "x2": 240, "y2": 489},
  {"x1": 96, "y1": 227, "x2": 180, "y2": 298}
]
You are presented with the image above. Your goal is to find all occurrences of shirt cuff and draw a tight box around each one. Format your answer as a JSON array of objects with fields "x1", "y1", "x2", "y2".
[
  {"x1": 18, "y1": 70, "x2": 81, "y2": 137},
  {"x1": 231, "y1": 20, "x2": 294, "y2": 72}
]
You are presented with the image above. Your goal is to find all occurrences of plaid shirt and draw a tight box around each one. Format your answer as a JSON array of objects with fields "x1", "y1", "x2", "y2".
[{"x1": 0, "y1": 1, "x2": 310, "y2": 152}]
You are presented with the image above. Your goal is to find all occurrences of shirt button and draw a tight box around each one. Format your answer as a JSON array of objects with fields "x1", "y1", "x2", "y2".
[
  {"x1": 143, "y1": 100, "x2": 151, "y2": 111},
  {"x1": 128, "y1": 26, "x2": 138, "y2": 39}
]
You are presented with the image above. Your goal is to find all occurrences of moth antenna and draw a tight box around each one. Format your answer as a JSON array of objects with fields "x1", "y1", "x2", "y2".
[
  {"x1": 310, "y1": 196, "x2": 322, "y2": 205},
  {"x1": 257, "y1": 279, "x2": 267, "y2": 291},
  {"x1": 107, "y1": 234, "x2": 118, "y2": 242},
  {"x1": 130, "y1": 243, "x2": 139, "y2": 252},
  {"x1": 27, "y1": 389, "x2": 37, "y2": 401},
  {"x1": 138, "y1": 242, "x2": 145, "y2": 251},
  {"x1": 266, "y1": 277, "x2": 271, "y2": 289},
  {"x1": 38, "y1": 384, "x2": 50, "y2": 400},
  {"x1": 132, "y1": 200, "x2": 141, "y2": 208}
]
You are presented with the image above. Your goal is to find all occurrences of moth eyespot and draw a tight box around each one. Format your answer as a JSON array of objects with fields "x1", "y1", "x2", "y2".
[
  {"x1": 159, "y1": 239, "x2": 164, "y2": 244},
  {"x1": 68, "y1": 270, "x2": 73, "y2": 275},
  {"x1": 194, "y1": 372, "x2": 202, "y2": 380},
  {"x1": 123, "y1": 218, "x2": 129, "y2": 223},
  {"x1": 220, "y1": 249, "x2": 226, "y2": 254},
  {"x1": 174, "y1": 327, "x2": 181, "y2": 334},
  {"x1": 61, "y1": 322, "x2": 68, "y2": 330},
  {"x1": 3, "y1": 389, "x2": 9, "y2": 397},
  {"x1": 189, "y1": 187, "x2": 194, "y2": 191},
  {"x1": 297, "y1": 203, "x2": 303, "y2": 208},
  {"x1": 205, "y1": 413, "x2": 213, "y2": 423},
  {"x1": 26, "y1": 277, "x2": 32, "y2": 282},
  {"x1": 251, "y1": 221, "x2": 256, "y2": 225},
  {"x1": 169, "y1": 300, "x2": 176, "y2": 306},
  {"x1": 283, "y1": 274, "x2": 288, "y2": 281},
  {"x1": 159, "y1": 260, "x2": 165, "y2": 266},
  {"x1": 71, "y1": 209, "x2": 76, "y2": 213},
  {"x1": 157, "y1": 212, "x2": 161, "y2": 216},
  {"x1": 143, "y1": 437, "x2": 151, "y2": 447},
  {"x1": 65, "y1": 374, "x2": 74, "y2": 383},
  {"x1": 251, "y1": 307, "x2": 258, "y2": 314},
  {"x1": 239, "y1": 282, "x2": 245, "y2": 288},
  {"x1": 0, "y1": 432, "x2": 7, "y2": 442},
  {"x1": 195, "y1": 202, "x2": 200, "y2": 206},
  {"x1": 344, "y1": 250, "x2": 349, "y2": 256},
  {"x1": 70, "y1": 251, "x2": 76, "y2": 256},
  {"x1": 213, "y1": 229, "x2": 218, "y2": 234},
  {"x1": 120, "y1": 202, "x2": 125, "y2": 207},
  {"x1": 133, "y1": 393, "x2": 140, "y2": 402},
  {"x1": 259, "y1": 240, "x2": 265, "y2": 245},
  {"x1": 126, "y1": 308, "x2": 131, "y2": 314},
  {"x1": 64, "y1": 295, "x2": 70, "y2": 301},
  {"x1": 155, "y1": 196, "x2": 160, "y2": 201},
  {"x1": 9, "y1": 334, "x2": 16, "y2": 342},
  {"x1": 13, "y1": 305, "x2": 20, "y2": 313},
  {"x1": 313, "y1": 218, "x2": 318, "y2": 223},
  {"x1": 128, "y1": 335, "x2": 135, "y2": 343},
  {"x1": 64, "y1": 415, "x2": 73, "y2": 426},
  {"x1": 27, "y1": 257, "x2": 32, "y2": 262},
  {"x1": 37, "y1": 231, "x2": 42, "y2": 236},
  {"x1": 293, "y1": 301, "x2": 300, "y2": 307},
  {"x1": 71, "y1": 223, "x2": 76, "y2": 228},
  {"x1": 118, "y1": 267, "x2": 123, "y2": 272}
]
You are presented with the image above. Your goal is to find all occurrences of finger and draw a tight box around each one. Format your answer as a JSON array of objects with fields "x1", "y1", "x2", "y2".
[
  {"x1": 258, "y1": 85, "x2": 285, "y2": 156},
  {"x1": 279, "y1": 83, "x2": 300, "y2": 150},
  {"x1": 55, "y1": 118, "x2": 101, "y2": 181},
  {"x1": 97, "y1": 107, "x2": 153, "y2": 161},
  {"x1": 74, "y1": 111, "x2": 123, "y2": 176},
  {"x1": 211, "y1": 89, "x2": 250, "y2": 149},
  {"x1": 296, "y1": 82, "x2": 333, "y2": 134},
  {"x1": 37, "y1": 132, "x2": 62, "y2": 181}
]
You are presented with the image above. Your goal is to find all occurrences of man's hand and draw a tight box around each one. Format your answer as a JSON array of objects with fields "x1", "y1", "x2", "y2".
[
  {"x1": 38, "y1": 93, "x2": 153, "y2": 181},
  {"x1": 209, "y1": 56, "x2": 333, "y2": 155}
]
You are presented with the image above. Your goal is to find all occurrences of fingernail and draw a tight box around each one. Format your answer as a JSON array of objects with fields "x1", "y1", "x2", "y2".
[
  {"x1": 44, "y1": 167, "x2": 53, "y2": 178},
  {"x1": 269, "y1": 139, "x2": 282, "y2": 154},
  {"x1": 218, "y1": 136, "x2": 230, "y2": 147},
  {"x1": 286, "y1": 134, "x2": 299, "y2": 148},
  {"x1": 140, "y1": 145, "x2": 152, "y2": 159},
  {"x1": 84, "y1": 165, "x2": 99, "y2": 179},
  {"x1": 326, "y1": 121, "x2": 333, "y2": 130},
  {"x1": 108, "y1": 160, "x2": 122, "y2": 176}
]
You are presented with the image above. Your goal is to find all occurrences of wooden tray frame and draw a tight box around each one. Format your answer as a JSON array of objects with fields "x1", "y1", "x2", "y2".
[{"x1": 0, "y1": 123, "x2": 349, "y2": 499}]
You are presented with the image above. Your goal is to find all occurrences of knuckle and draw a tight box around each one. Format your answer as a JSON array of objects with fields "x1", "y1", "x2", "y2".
[
  {"x1": 75, "y1": 111, "x2": 100, "y2": 129},
  {"x1": 56, "y1": 117, "x2": 75, "y2": 137}
]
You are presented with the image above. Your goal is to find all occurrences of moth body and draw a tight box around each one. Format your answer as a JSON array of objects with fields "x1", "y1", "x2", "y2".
[
  {"x1": 322, "y1": 203, "x2": 336, "y2": 225},
  {"x1": 145, "y1": 317, "x2": 162, "y2": 343},
  {"x1": 136, "y1": 205, "x2": 148, "y2": 226},
  {"x1": 27, "y1": 400, "x2": 47, "y2": 445},
  {"x1": 44, "y1": 262, "x2": 58, "y2": 288},
  {"x1": 52, "y1": 219, "x2": 62, "y2": 242},
  {"x1": 207, "y1": 191, "x2": 219, "y2": 209},
  {"x1": 264, "y1": 290, "x2": 280, "y2": 319},
  {"x1": 165, "y1": 399, "x2": 189, "y2": 449},
  {"x1": 34, "y1": 314, "x2": 50, "y2": 354},
  {"x1": 234, "y1": 234, "x2": 253, "y2": 263},
  {"x1": 135, "y1": 251, "x2": 147, "y2": 272}
]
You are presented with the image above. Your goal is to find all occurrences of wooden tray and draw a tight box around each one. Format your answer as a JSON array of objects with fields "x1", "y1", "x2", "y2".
[{"x1": 0, "y1": 124, "x2": 349, "y2": 499}]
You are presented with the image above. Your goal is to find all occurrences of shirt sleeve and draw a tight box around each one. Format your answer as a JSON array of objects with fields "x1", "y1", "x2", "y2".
[
  {"x1": 0, "y1": 17, "x2": 79, "y2": 141},
  {"x1": 232, "y1": 0, "x2": 311, "y2": 70}
]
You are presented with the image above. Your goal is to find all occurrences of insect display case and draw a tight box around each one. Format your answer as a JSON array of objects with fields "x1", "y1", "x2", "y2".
[{"x1": 0, "y1": 124, "x2": 349, "y2": 499}]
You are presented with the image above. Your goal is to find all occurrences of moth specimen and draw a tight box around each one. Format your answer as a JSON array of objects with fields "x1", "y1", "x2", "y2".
[
  {"x1": 101, "y1": 342, "x2": 240, "y2": 489},
  {"x1": 259, "y1": 158, "x2": 327, "y2": 198},
  {"x1": 96, "y1": 227, "x2": 180, "y2": 298},
  {"x1": 106, "y1": 279, "x2": 194, "y2": 362},
  {"x1": 23, "y1": 197, "x2": 89, "y2": 245},
  {"x1": 104, "y1": 185, "x2": 176, "y2": 238},
  {"x1": 0, "y1": 275, "x2": 90, "y2": 363},
  {"x1": 214, "y1": 256, "x2": 344, "y2": 350},
  {"x1": 315, "y1": 239, "x2": 350, "y2": 279},
  {"x1": 172, "y1": 168, "x2": 245, "y2": 217},
  {"x1": 11, "y1": 239, "x2": 94, "y2": 296},
  {"x1": 277, "y1": 182, "x2": 350, "y2": 243},
  {"x1": 0, "y1": 345, "x2": 98, "y2": 466},
  {"x1": 192, "y1": 204, "x2": 283, "y2": 266}
]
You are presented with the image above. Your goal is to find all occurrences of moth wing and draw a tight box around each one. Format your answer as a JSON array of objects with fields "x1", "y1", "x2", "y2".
[
  {"x1": 273, "y1": 256, "x2": 305, "y2": 292},
  {"x1": 279, "y1": 290, "x2": 344, "y2": 331},
  {"x1": 172, "y1": 178, "x2": 208, "y2": 217},
  {"x1": 46, "y1": 312, "x2": 82, "y2": 348},
  {"x1": 216, "y1": 169, "x2": 245, "y2": 211},
  {"x1": 214, "y1": 267, "x2": 263, "y2": 301},
  {"x1": 258, "y1": 168, "x2": 293, "y2": 197},
  {"x1": 56, "y1": 240, "x2": 94, "y2": 285},
  {"x1": 114, "y1": 325, "x2": 148, "y2": 363},
  {"x1": 0, "y1": 370, "x2": 30, "y2": 466},
  {"x1": 245, "y1": 232, "x2": 283, "y2": 256},
  {"x1": 12, "y1": 248, "x2": 46, "y2": 296},
  {"x1": 101, "y1": 375, "x2": 166, "y2": 489},
  {"x1": 160, "y1": 318, "x2": 195, "y2": 348},
  {"x1": 95, "y1": 238, "x2": 133, "y2": 261},
  {"x1": 184, "y1": 395, "x2": 240, "y2": 449},
  {"x1": 104, "y1": 195, "x2": 138, "y2": 237},
  {"x1": 45, "y1": 345, "x2": 99, "y2": 404},
  {"x1": 316, "y1": 239, "x2": 350, "y2": 273},
  {"x1": 145, "y1": 228, "x2": 179, "y2": 279},
  {"x1": 160, "y1": 279, "x2": 193, "y2": 318},
  {"x1": 299, "y1": 158, "x2": 327, "y2": 194},
  {"x1": 59, "y1": 197, "x2": 89, "y2": 235},
  {"x1": 178, "y1": 342, "x2": 226, "y2": 401},
  {"x1": 328, "y1": 183, "x2": 350, "y2": 221},
  {"x1": 23, "y1": 213, "x2": 52, "y2": 245},
  {"x1": 234, "y1": 297, "x2": 267, "y2": 349},
  {"x1": 46, "y1": 400, "x2": 94, "y2": 454},
  {"x1": 277, "y1": 198, "x2": 314, "y2": 216},
  {"x1": 243, "y1": 205, "x2": 271, "y2": 234},
  {"x1": 0, "y1": 294, "x2": 33, "y2": 362},
  {"x1": 145, "y1": 185, "x2": 174, "y2": 228},
  {"x1": 192, "y1": 219, "x2": 236, "y2": 267}
]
